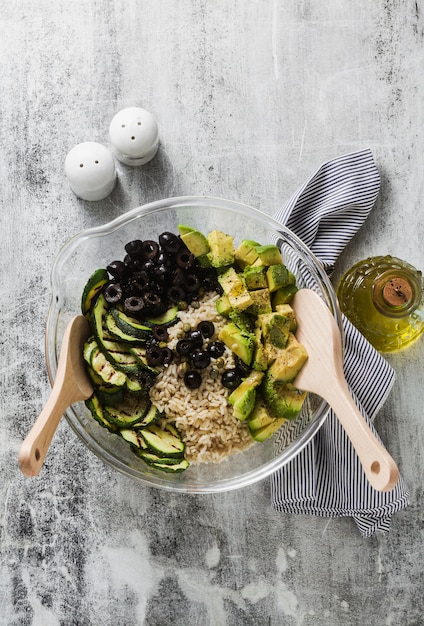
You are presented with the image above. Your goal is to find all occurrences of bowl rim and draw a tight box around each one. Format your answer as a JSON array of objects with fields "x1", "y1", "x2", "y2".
[{"x1": 45, "y1": 195, "x2": 343, "y2": 493}]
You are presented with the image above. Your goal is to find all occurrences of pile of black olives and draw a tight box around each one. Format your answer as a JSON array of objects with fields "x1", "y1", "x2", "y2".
[
  {"x1": 102, "y1": 231, "x2": 252, "y2": 392},
  {"x1": 103, "y1": 232, "x2": 220, "y2": 316}
]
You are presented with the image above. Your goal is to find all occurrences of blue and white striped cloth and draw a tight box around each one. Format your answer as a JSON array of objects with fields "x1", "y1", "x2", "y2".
[{"x1": 271, "y1": 149, "x2": 409, "y2": 538}]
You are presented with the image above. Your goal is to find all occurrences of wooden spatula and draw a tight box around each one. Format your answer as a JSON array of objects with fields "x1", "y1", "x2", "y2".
[
  {"x1": 19, "y1": 315, "x2": 93, "y2": 477},
  {"x1": 292, "y1": 289, "x2": 399, "y2": 492}
]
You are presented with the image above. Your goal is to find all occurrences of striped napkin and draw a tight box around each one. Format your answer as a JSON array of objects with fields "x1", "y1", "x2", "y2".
[{"x1": 271, "y1": 149, "x2": 409, "y2": 538}]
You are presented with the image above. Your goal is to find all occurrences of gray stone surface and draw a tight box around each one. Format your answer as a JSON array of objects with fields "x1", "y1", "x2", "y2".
[{"x1": 1, "y1": 1, "x2": 423, "y2": 624}]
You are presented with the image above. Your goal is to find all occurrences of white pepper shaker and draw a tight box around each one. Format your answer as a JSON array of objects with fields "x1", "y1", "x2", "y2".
[
  {"x1": 64, "y1": 142, "x2": 116, "y2": 201},
  {"x1": 109, "y1": 107, "x2": 159, "y2": 166}
]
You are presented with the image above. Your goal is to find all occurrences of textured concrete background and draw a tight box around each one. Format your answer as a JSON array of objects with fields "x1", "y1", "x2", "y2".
[{"x1": 1, "y1": 1, "x2": 423, "y2": 624}]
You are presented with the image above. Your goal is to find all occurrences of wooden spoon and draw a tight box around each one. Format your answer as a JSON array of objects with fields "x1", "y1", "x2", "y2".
[
  {"x1": 292, "y1": 289, "x2": 399, "y2": 492},
  {"x1": 19, "y1": 315, "x2": 93, "y2": 477}
]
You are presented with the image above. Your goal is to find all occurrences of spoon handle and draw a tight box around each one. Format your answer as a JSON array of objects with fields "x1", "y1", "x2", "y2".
[
  {"x1": 18, "y1": 377, "x2": 77, "y2": 477},
  {"x1": 325, "y1": 378, "x2": 399, "y2": 492}
]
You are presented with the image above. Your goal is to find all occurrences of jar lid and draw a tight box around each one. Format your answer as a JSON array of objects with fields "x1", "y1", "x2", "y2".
[{"x1": 382, "y1": 276, "x2": 413, "y2": 307}]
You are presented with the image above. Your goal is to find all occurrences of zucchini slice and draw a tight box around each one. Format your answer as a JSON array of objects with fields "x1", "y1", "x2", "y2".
[
  {"x1": 81, "y1": 269, "x2": 109, "y2": 317},
  {"x1": 132, "y1": 403, "x2": 161, "y2": 429},
  {"x1": 111, "y1": 308, "x2": 152, "y2": 341},
  {"x1": 144, "y1": 305, "x2": 179, "y2": 327},
  {"x1": 101, "y1": 339, "x2": 140, "y2": 373},
  {"x1": 119, "y1": 429, "x2": 148, "y2": 449},
  {"x1": 85, "y1": 394, "x2": 117, "y2": 431},
  {"x1": 151, "y1": 459, "x2": 190, "y2": 473},
  {"x1": 104, "y1": 395, "x2": 151, "y2": 427},
  {"x1": 90, "y1": 346, "x2": 127, "y2": 387},
  {"x1": 140, "y1": 423, "x2": 185, "y2": 458},
  {"x1": 105, "y1": 312, "x2": 148, "y2": 344},
  {"x1": 136, "y1": 450, "x2": 186, "y2": 466}
]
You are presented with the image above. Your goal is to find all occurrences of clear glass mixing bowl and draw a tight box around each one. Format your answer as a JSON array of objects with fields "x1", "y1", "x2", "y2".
[{"x1": 45, "y1": 196, "x2": 343, "y2": 493}]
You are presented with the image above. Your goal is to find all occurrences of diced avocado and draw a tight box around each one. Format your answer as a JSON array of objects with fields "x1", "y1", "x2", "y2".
[
  {"x1": 266, "y1": 264, "x2": 292, "y2": 292},
  {"x1": 268, "y1": 334, "x2": 308, "y2": 383},
  {"x1": 216, "y1": 294, "x2": 232, "y2": 317},
  {"x1": 229, "y1": 308, "x2": 255, "y2": 333},
  {"x1": 250, "y1": 416, "x2": 288, "y2": 442},
  {"x1": 257, "y1": 313, "x2": 290, "y2": 348},
  {"x1": 218, "y1": 323, "x2": 254, "y2": 365},
  {"x1": 218, "y1": 267, "x2": 254, "y2": 311},
  {"x1": 243, "y1": 265, "x2": 268, "y2": 290},
  {"x1": 177, "y1": 225, "x2": 210, "y2": 258},
  {"x1": 234, "y1": 239, "x2": 260, "y2": 268},
  {"x1": 252, "y1": 244, "x2": 283, "y2": 267},
  {"x1": 229, "y1": 371, "x2": 264, "y2": 421},
  {"x1": 272, "y1": 284, "x2": 298, "y2": 305},
  {"x1": 251, "y1": 327, "x2": 270, "y2": 372},
  {"x1": 262, "y1": 376, "x2": 307, "y2": 420},
  {"x1": 247, "y1": 396, "x2": 278, "y2": 431},
  {"x1": 247, "y1": 288, "x2": 272, "y2": 316},
  {"x1": 207, "y1": 230, "x2": 234, "y2": 268},
  {"x1": 274, "y1": 304, "x2": 297, "y2": 332}
]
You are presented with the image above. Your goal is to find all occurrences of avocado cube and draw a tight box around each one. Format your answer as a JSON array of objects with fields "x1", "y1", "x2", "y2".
[
  {"x1": 243, "y1": 265, "x2": 268, "y2": 290},
  {"x1": 268, "y1": 334, "x2": 308, "y2": 383},
  {"x1": 247, "y1": 289, "x2": 272, "y2": 316},
  {"x1": 207, "y1": 230, "x2": 234, "y2": 268},
  {"x1": 272, "y1": 284, "x2": 298, "y2": 306},
  {"x1": 274, "y1": 304, "x2": 297, "y2": 332},
  {"x1": 252, "y1": 244, "x2": 283, "y2": 267},
  {"x1": 215, "y1": 294, "x2": 232, "y2": 317},
  {"x1": 247, "y1": 397, "x2": 277, "y2": 431},
  {"x1": 218, "y1": 323, "x2": 254, "y2": 365},
  {"x1": 234, "y1": 240, "x2": 260, "y2": 268},
  {"x1": 218, "y1": 267, "x2": 254, "y2": 311},
  {"x1": 266, "y1": 264, "x2": 291, "y2": 292},
  {"x1": 251, "y1": 328, "x2": 270, "y2": 372},
  {"x1": 178, "y1": 225, "x2": 210, "y2": 258},
  {"x1": 229, "y1": 371, "x2": 264, "y2": 421},
  {"x1": 257, "y1": 313, "x2": 290, "y2": 348},
  {"x1": 249, "y1": 416, "x2": 287, "y2": 442}
]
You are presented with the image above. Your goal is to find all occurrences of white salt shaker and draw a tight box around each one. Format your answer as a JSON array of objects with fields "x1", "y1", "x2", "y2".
[
  {"x1": 109, "y1": 107, "x2": 159, "y2": 166},
  {"x1": 64, "y1": 142, "x2": 116, "y2": 201}
]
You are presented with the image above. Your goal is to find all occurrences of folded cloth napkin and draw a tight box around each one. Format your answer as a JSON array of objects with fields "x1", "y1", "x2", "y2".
[{"x1": 271, "y1": 149, "x2": 409, "y2": 538}]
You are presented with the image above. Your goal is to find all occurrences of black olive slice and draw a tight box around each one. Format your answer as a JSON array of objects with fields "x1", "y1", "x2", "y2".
[
  {"x1": 145, "y1": 345, "x2": 165, "y2": 366},
  {"x1": 104, "y1": 282, "x2": 123, "y2": 304},
  {"x1": 124, "y1": 295, "x2": 144, "y2": 313},
  {"x1": 138, "y1": 370, "x2": 157, "y2": 390},
  {"x1": 125, "y1": 239, "x2": 144, "y2": 259},
  {"x1": 208, "y1": 341, "x2": 225, "y2": 358},
  {"x1": 187, "y1": 329, "x2": 203, "y2": 347},
  {"x1": 221, "y1": 369, "x2": 242, "y2": 389},
  {"x1": 159, "y1": 232, "x2": 182, "y2": 254},
  {"x1": 176, "y1": 248, "x2": 195, "y2": 269},
  {"x1": 141, "y1": 240, "x2": 159, "y2": 261},
  {"x1": 107, "y1": 260, "x2": 126, "y2": 279},
  {"x1": 130, "y1": 270, "x2": 150, "y2": 292},
  {"x1": 143, "y1": 292, "x2": 162, "y2": 308},
  {"x1": 152, "y1": 325, "x2": 169, "y2": 342},
  {"x1": 161, "y1": 347, "x2": 174, "y2": 366},
  {"x1": 176, "y1": 339, "x2": 193, "y2": 356},
  {"x1": 191, "y1": 349, "x2": 211, "y2": 370},
  {"x1": 167, "y1": 285, "x2": 186, "y2": 303},
  {"x1": 184, "y1": 274, "x2": 200, "y2": 293},
  {"x1": 184, "y1": 370, "x2": 202, "y2": 389},
  {"x1": 197, "y1": 320, "x2": 215, "y2": 338}
]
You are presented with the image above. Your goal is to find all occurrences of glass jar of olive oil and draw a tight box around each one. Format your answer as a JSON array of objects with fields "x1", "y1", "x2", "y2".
[{"x1": 337, "y1": 255, "x2": 424, "y2": 352}]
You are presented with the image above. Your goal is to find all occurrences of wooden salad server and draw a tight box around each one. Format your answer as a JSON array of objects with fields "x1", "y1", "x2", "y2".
[
  {"x1": 19, "y1": 315, "x2": 93, "y2": 477},
  {"x1": 292, "y1": 289, "x2": 399, "y2": 493}
]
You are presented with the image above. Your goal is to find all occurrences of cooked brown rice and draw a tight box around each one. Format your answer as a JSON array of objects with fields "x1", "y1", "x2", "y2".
[{"x1": 149, "y1": 292, "x2": 255, "y2": 464}]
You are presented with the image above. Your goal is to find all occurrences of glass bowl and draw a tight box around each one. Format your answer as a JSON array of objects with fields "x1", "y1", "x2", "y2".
[{"x1": 45, "y1": 196, "x2": 342, "y2": 493}]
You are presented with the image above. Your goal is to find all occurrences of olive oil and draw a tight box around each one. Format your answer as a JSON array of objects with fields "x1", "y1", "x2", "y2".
[{"x1": 337, "y1": 256, "x2": 424, "y2": 352}]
